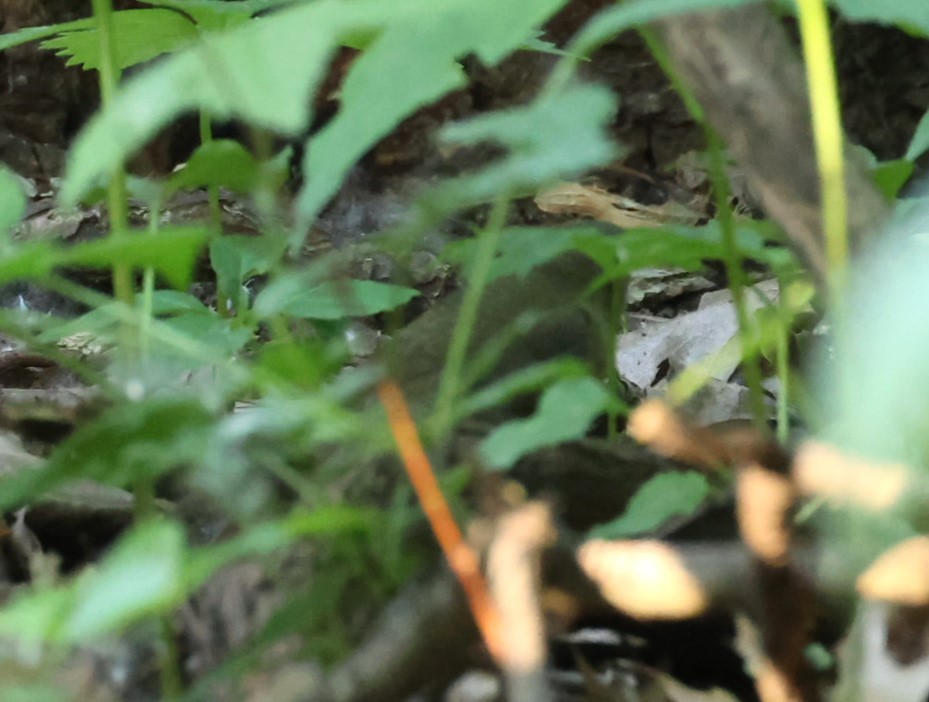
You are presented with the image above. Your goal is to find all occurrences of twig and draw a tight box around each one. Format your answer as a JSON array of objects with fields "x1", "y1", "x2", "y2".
[{"x1": 377, "y1": 379, "x2": 503, "y2": 660}]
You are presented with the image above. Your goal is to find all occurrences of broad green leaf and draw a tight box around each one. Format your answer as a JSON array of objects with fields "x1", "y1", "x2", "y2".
[
  {"x1": 906, "y1": 108, "x2": 929, "y2": 161},
  {"x1": 873, "y1": 158, "x2": 913, "y2": 200},
  {"x1": 0, "y1": 682, "x2": 68, "y2": 702},
  {"x1": 0, "y1": 166, "x2": 26, "y2": 238},
  {"x1": 60, "y1": 226, "x2": 209, "y2": 290},
  {"x1": 592, "y1": 220, "x2": 779, "y2": 278},
  {"x1": 566, "y1": 0, "x2": 758, "y2": 62},
  {"x1": 139, "y1": 0, "x2": 286, "y2": 30},
  {"x1": 522, "y1": 33, "x2": 582, "y2": 59},
  {"x1": 480, "y1": 377, "x2": 612, "y2": 469},
  {"x1": 41, "y1": 9, "x2": 198, "y2": 70},
  {"x1": 823, "y1": 203, "x2": 929, "y2": 463},
  {"x1": 168, "y1": 139, "x2": 263, "y2": 194},
  {"x1": 65, "y1": 0, "x2": 572, "y2": 223},
  {"x1": 186, "y1": 506, "x2": 377, "y2": 585},
  {"x1": 158, "y1": 311, "x2": 253, "y2": 357},
  {"x1": 36, "y1": 303, "x2": 123, "y2": 343},
  {"x1": 0, "y1": 241, "x2": 58, "y2": 283},
  {"x1": 258, "y1": 337, "x2": 347, "y2": 390},
  {"x1": 831, "y1": 0, "x2": 929, "y2": 35},
  {"x1": 458, "y1": 358, "x2": 592, "y2": 419},
  {"x1": 259, "y1": 279, "x2": 419, "y2": 320},
  {"x1": 488, "y1": 225, "x2": 606, "y2": 280},
  {"x1": 66, "y1": 520, "x2": 185, "y2": 639},
  {"x1": 0, "y1": 18, "x2": 90, "y2": 53},
  {"x1": 294, "y1": 0, "x2": 569, "y2": 235},
  {"x1": 210, "y1": 233, "x2": 286, "y2": 303},
  {"x1": 0, "y1": 507, "x2": 372, "y2": 644},
  {"x1": 0, "y1": 398, "x2": 214, "y2": 510},
  {"x1": 0, "y1": 584, "x2": 77, "y2": 643},
  {"x1": 0, "y1": 227, "x2": 207, "y2": 289},
  {"x1": 63, "y1": 0, "x2": 378, "y2": 204},
  {"x1": 445, "y1": 225, "x2": 609, "y2": 283},
  {"x1": 437, "y1": 84, "x2": 618, "y2": 203},
  {"x1": 147, "y1": 289, "x2": 211, "y2": 315},
  {"x1": 589, "y1": 471, "x2": 710, "y2": 538}
]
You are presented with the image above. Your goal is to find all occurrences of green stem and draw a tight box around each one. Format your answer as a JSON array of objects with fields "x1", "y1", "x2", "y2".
[
  {"x1": 199, "y1": 110, "x2": 223, "y2": 234},
  {"x1": 432, "y1": 194, "x2": 509, "y2": 439},
  {"x1": 775, "y1": 314, "x2": 790, "y2": 443},
  {"x1": 605, "y1": 277, "x2": 627, "y2": 440},
  {"x1": 139, "y1": 193, "x2": 162, "y2": 363},
  {"x1": 795, "y1": 0, "x2": 848, "y2": 301},
  {"x1": 642, "y1": 28, "x2": 767, "y2": 428},
  {"x1": 159, "y1": 614, "x2": 182, "y2": 701},
  {"x1": 91, "y1": 0, "x2": 133, "y2": 308}
]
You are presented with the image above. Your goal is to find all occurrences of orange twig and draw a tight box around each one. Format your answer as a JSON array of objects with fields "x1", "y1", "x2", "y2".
[{"x1": 377, "y1": 379, "x2": 503, "y2": 660}]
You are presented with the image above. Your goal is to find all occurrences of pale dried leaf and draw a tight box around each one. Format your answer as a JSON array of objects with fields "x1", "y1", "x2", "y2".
[{"x1": 535, "y1": 182, "x2": 702, "y2": 228}]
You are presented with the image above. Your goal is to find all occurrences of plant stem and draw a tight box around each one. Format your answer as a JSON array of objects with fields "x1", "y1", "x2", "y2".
[
  {"x1": 795, "y1": 0, "x2": 848, "y2": 301},
  {"x1": 91, "y1": 0, "x2": 133, "y2": 308},
  {"x1": 159, "y1": 614, "x2": 182, "y2": 701},
  {"x1": 775, "y1": 316, "x2": 790, "y2": 443},
  {"x1": 605, "y1": 277, "x2": 627, "y2": 440},
  {"x1": 642, "y1": 28, "x2": 767, "y2": 428},
  {"x1": 432, "y1": 194, "x2": 509, "y2": 440},
  {"x1": 199, "y1": 110, "x2": 223, "y2": 233}
]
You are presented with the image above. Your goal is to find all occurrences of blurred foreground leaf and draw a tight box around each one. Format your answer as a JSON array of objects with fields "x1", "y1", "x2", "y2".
[
  {"x1": 589, "y1": 471, "x2": 710, "y2": 538},
  {"x1": 480, "y1": 377, "x2": 615, "y2": 469}
]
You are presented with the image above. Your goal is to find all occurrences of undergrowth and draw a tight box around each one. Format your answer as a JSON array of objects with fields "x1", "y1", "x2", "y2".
[{"x1": 0, "y1": 0, "x2": 928, "y2": 699}]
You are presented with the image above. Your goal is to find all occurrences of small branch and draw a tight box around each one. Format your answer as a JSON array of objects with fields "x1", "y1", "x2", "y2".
[{"x1": 377, "y1": 379, "x2": 502, "y2": 660}]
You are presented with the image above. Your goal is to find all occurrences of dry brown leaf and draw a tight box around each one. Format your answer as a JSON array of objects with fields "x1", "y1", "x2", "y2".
[{"x1": 535, "y1": 182, "x2": 701, "y2": 228}]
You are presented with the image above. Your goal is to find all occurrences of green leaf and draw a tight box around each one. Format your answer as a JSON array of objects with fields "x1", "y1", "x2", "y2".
[
  {"x1": 873, "y1": 158, "x2": 914, "y2": 200},
  {"x1": 158, "y1": 311, "x2": 253, "y2": 357},
  {"x1": 0, "y1": 506, "x2": 372, "y2": 644},
  {"x1": 445, "y1": 225, "x2": 605, "y2": 282},
  {"x1": 258, "y1": 279, "x2": 419, "y2": 320},
  {"x1": 63, "y1": 0, "x2": 368, "y2": 204},
  {"x1": 591, "y1": 220, "x2": 777, "y2": 277},
  {"x1": 147, "y1": 289, "x2": 211, "y2": 315},
  {"x1": 138, "y1": 0, "x2": 284, "y2": 30},
  {"x1": 62, "y1": 227, "x2": 208, "y2": 290},
  {"x1": 210, "y1": 234, "x2": 286, "y2": 304},
  {"x1": 480, "y1": 377, "x2": 611, "y2": 469},
  {"x1": 906, "y1": 108, "x2": 929, "y2": 161},
  {"x1": 437, "y1": 84, "x2": 618, "y2": 203},
  {"x1": 0, "y1": 241, "x2": 58, "y2": 284},
  {"x1": 0, "y1": 398, "x2": 214, "y2": 510},
  {"x1": 0, "y1": 18, "x2": 90, "y2": 53},
  {"x1": 294, "y1": 0, "x2": 570, "y2": 235},
  {"x1": 831, "y1": 0, "x2": 929, "y2": 35},
  {"x1": 458, "y1": 358, "x2": 592, "y2": 419},
  {"x1": 0, "y1": 584, "x2": 77, "y2": 643},
  {"x1": 168, "y1": 139, "x2": 263, "y2": 194},
  {"x1": 40, "y1": 9, "x2": 198, "y2": 70},
  {"x1": 0, "y1": 166, "x2": 26, "y2": 238},
  {"x1": 66, "y1": 520, "x2": 185, "y2": 639},
  {"x1": 588, "y1": 471, "x2": 710, "y2": 539},
  {"x1": 566, "y1": 0, "x2": 758, "y2": 62},
  {"x1": 0, "y1": 226, "x2": 206, "y2": 290},
  {"x1": 186, "y1": 506, "x2": 377, "y2": 585}
]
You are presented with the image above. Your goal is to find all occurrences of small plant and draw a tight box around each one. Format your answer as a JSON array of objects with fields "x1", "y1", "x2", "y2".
[{"x1": 0, "y1": 0, "x2": 928, "y2": 699}]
